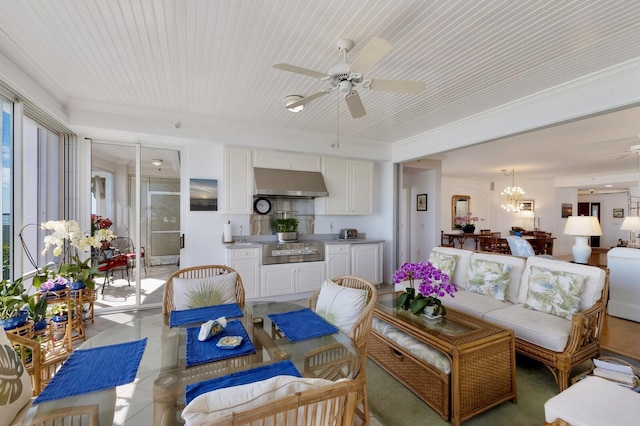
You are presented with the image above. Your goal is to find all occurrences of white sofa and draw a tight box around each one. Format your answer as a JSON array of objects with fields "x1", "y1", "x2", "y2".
[
  {"x1": 425, "y1": 246, "x2": 609, "y2": 391},
  {"x1": 607, "y1": 247, "x2": 640, "y2": 322}
]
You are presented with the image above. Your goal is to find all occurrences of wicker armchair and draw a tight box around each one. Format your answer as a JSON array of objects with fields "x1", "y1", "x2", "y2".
[
  {"x1": 162, "y1": 265, "x2": 245, "y2": 314},
  {"x1": 184, "y1": 377, "x2": 364, "y2": 426},
  {"x1": 307, "y1": 275, "x2": 377, "y2": 425}
]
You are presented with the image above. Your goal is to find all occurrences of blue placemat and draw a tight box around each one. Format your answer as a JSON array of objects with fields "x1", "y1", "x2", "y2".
[
  {"x1": 33, "y1": 338, "x2": 147, "y2": 404},
  {"x1": 170, "y1": 303, "x2": 243, "y2": 327},
  {"x1": 268, "y1": 308, "x2": 339, "y2": 342},
  {"x1": 186, "y1": 320, "x2": 255, "y2": 367},
  {"x1": 185, "y1": 359, "x2": 301, "y2": 404}
]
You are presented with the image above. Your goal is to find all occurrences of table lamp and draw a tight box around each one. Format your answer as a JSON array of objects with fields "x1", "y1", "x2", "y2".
[
  {"x1": 620, "y1": 216, "x2": 640, "y2": 248},
  {"x1": 563, "y1": 216, "x2": 602, "y2": 264}
]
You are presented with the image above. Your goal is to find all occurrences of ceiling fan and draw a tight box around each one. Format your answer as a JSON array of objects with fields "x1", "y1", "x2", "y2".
[{"x1": 273, "y1": 38, "x2": 425, "y2": 118}]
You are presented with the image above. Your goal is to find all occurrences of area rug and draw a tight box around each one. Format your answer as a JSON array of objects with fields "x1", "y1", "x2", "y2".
[{"x1": 367, "y1": 351, "x2": 640, "y2": 426}]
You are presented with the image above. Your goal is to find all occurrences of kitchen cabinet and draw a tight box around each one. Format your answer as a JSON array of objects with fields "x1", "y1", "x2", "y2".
[
  {"x1": 261, "y1": 262, "x2": 326, "y2": 297},
  {"x1": 326, "y1": 243, "x2": 351, "y2": 279},
  {"x1": 226, "y1": 247, "x2": 260, "y2": 300},
  {"x1": 223, "y1": 147, "x2": 253, "y2": 214},
  {"x1": 253, "y1": 150, "x2": 322, "y2": 172},
  {"x1": 351, "y1": 243, "x2": 382, "y2": 284},
  {"x1": 319, "y1": 157, "x2": 373, "y2": 215}
]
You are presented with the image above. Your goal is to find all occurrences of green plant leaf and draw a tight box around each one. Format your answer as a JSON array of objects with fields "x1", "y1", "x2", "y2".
[{"x1": 410, "y1": 297, "x2": 429, "y2": 315}]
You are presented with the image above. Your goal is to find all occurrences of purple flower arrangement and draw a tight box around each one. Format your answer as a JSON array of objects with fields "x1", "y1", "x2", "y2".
[{"x1": 393, "y1": 261, "x2": 457, "y2": 315}]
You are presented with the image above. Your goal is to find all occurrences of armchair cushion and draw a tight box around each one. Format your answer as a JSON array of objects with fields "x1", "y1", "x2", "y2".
[
  {"x1": 173, "y1": 272, "x2": 238, "y2": 310},
  {"x1": 315, "y1": 279, "x2": 367, "y2": 335},
  {"x1": 0, "y1": 328, "x2": 33, "y2": 426},
  {"x1": 182, "y1": 375, "x2": 335, "y2": 425}
]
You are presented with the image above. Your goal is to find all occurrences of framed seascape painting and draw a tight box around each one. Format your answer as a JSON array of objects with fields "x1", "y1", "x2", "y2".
[
  {"x1": 190, "y1": 179, "x2": 218, "y2": 211},
  {"x1": 417, "y1": 194, "x2": 427, "y2": 211},
  {"x1": 521, "y1": 199, "x2": 534, "y2": 212}
]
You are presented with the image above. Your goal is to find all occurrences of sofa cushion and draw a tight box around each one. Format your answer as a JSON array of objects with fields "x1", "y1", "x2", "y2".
[
  {"x1": 523, "y1": 266, "x2": 586, "y2": 319},
  {"x1": 466, "y1": 258, "x2": 511, "y2": 301},
  {"x1": 441, "y1": 290, "x2": 513, "y2": 317},
  {"x1": 315, "y1": 279, "x2": 367, "y2": 336},
  {"x1": 470, "y1": 252, "x2": 525, "y2": 304},
  {"x1": 372, "y1": 317, "x2": 450, "y2": 374},
  {"x1": 484, "y1": 304, "x2": 572, "y2": 352},
  {"x1": 430, "y1": 247, "x2": 473, "y2": 289},
  {"x1": 181, "y1": 375, "x2": 336, "y2": 425},
  {"x1": 427, "y1": 251, "x2": 458, "y2": 280},
  {"x1": 173, "y1": 273, "x2": 238, "y2": 310},
  {"x1": 518, "y1": 257, "x2": 606, "y2": 312},
  {"x1": 0, "y1": 328, "x2": 33, "y2": 426}
]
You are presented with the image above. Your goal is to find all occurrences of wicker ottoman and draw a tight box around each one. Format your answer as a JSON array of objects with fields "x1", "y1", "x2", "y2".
[{"x1": 544, "y1": 376, "x2": 640, "y2": 425}]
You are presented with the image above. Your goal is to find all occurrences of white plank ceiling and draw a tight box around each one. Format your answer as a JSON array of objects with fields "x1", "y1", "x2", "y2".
[{"x1": 1, "y1": 0, "x2": 640, "y2": 185}]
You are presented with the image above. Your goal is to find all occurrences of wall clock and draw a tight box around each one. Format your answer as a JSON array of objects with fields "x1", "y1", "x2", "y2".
[{"x1": 254, "y1": 197, "x2": 271, "y2": 214}]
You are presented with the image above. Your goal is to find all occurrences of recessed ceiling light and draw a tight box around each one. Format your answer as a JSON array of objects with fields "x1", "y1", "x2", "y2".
[
  {"x1": 151, "y1": 159, "x2": 163, "y2": 166},
  {"x1": 605, "y1": 184, "x2": 613, "y2": 188}
]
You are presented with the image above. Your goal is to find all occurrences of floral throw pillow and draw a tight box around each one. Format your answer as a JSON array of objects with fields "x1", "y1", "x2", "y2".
[
  {"x1": 315, "y1": 279, "x2": 367, "y2": 336},
  {"x1": 427, "y1": 251, "x2": 458, "y2": 279},
  {"x1": 173, "y1": 272, "x2": 238, "y2": 310},
  {"x1": 466, "y1": 259, "x2": 511, "y2": 301},
  {"x1": 524, "y1": 266, "x2": 586, "y2": 319}
]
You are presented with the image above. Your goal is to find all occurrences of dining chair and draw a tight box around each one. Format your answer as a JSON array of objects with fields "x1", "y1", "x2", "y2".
[
  {"x1": 440, "y1": 230, "x2": 454, "y2": 247},
  {"x1": 307, "y1": 275, "x2": 377, "y2": 425},
  {"x1": 162, "y1": 265, "x2": 246, "y2": 314}
]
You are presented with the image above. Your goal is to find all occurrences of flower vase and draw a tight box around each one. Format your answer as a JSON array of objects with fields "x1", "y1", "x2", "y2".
[{"x1": 462, "y1": 225, "x2": 476, "y2": 234}]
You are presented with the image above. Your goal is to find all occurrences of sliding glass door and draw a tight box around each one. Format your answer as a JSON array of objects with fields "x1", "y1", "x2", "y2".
[{"x1": 91, "y1": 142, "x2": 180, "y2": 311}]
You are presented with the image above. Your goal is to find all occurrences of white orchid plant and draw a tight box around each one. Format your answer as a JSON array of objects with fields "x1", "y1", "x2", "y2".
[{"x1": 35, "y1": 219, "x2": 115, "y2": 290}]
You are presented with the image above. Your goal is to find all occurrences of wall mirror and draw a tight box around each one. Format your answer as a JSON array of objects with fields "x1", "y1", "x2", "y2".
[{"x1": 451, "y1": 195, "x2": 471, "y2": 229}]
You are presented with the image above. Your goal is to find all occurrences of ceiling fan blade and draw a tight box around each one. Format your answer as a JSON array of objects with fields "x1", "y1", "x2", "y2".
[
  {"x1": 344, "y1": 90, "x2": 366, "y2": 118},
  {"x1": 368, "y1": 79, "x2": 425, "y2": 94},
  {"x1": 273, "y1": 63, "x2": 328, "y2": 79},
  {"x1": 284, "y1": 91, "x2": 329, "y2": 109},
  {"x1": 349, "y1": 37, "x2": 393, "y2": 75}
]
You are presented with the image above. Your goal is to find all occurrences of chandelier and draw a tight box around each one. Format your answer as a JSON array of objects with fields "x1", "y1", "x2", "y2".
[{"x1": 500, "y1": 169, "x2": 525, "y2": 212}]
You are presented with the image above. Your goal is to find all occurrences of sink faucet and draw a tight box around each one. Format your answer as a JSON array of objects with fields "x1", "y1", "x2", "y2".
[{"x1": 239, "y1": 225, "x2": 244, "y2": 243}]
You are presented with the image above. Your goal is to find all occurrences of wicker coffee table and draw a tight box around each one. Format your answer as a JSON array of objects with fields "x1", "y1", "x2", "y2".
[{"x1": 369, "y1": 292, "x2": 517, "y2": 425}]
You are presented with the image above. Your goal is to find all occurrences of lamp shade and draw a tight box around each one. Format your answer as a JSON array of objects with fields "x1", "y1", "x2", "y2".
[
  {"x1": 563, "y1": 216, "x2": 602, "y2": 236},
  {"x1": 620, "y1": 216, "x2": 640, "y2": 231}
]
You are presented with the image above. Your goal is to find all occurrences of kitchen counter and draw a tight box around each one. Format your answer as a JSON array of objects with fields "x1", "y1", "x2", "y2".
[{"x1": 324, "y1": 239, "x2": 385, "y2": 245}]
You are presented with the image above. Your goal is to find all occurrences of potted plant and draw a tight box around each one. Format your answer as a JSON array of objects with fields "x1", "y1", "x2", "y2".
[
  {"x1": 275, "y1": 217, "x2": 299, "y2": 242},
  {"x1": 26, "y1": 292, "x2": 49, "y2": 331},
  {"x1": 0, "y1": 278, "x2": 29, "y2": 330},
  {"x1": 48, "y1": 302, "x2": 75, "y2": 323}
]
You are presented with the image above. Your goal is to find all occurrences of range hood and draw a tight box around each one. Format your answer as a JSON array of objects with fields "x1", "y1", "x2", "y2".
[{"x1": 254, "y1": 167, "x2": 329, "y2": 198}]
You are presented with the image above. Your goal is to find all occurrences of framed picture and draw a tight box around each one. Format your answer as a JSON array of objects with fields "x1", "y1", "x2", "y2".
[
  {"x1": 417, "y1": 194, "x2": 427, "y2": 211},
  {"x1": 613, "y1": 208, "x2": 624, "y2": 218},
  {"x1": 561, "y1": 203, "x2": 572, "y2": 218},
  {"x1": 521, "y1": 199, "x2": 534, "y2": 212},
  {"x1": 190, "y1": 179, "x2": 218, "y2": 211}
]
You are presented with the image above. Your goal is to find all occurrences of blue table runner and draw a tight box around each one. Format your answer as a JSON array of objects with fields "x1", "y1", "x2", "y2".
[
  {"x1": 185, "y1": 320, "x2": 255, "y2": 367},
  {"x1": 185, "y1": 360, "x2": 301, "y2": 404},
  {"x1": 34, "y1": 338, "x2": 147, "y2": 404},
  {"x1": 268, "y1": 308, "x2": 339, "y2": 342},
  {"x1": 170, "y1": 303, "x2": 243, "y2": 327}
]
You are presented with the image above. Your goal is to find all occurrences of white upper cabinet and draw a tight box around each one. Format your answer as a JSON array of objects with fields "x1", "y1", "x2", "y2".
[
  {"x1": 253, "y1": 150, "x2": 322, "y2": 172},
  {"x1": 224, "y1": 147, "x2": 253, "y2": 214},
  {"x1": 319, "y1": 157, "x2": 373, "y2": 215}
]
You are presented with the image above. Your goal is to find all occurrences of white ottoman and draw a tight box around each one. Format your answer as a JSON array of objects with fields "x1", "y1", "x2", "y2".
[{"x1": 544, "y1": 376, "x2": 640, "y2": 425}]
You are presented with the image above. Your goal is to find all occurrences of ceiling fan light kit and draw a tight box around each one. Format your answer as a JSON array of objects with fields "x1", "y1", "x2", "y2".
[
  {"x1": 273, "y1": 37, "x2": 425, "y2": 119},
  {"x1": 285, "y1": 95, "x2": 304, "y2": 112}
]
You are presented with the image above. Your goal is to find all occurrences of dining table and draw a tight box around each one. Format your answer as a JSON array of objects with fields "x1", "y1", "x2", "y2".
[
  {"x1": 443, "y1": 232, "x2": 483, "y2": 249},
  {"x1": 22, "y1": 301, "x2": 361, "y2": 426}
]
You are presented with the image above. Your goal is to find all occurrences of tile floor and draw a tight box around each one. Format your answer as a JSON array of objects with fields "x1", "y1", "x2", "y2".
[{"x1": 85, "y1": 308, "x2": 383, "y2": 425}]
